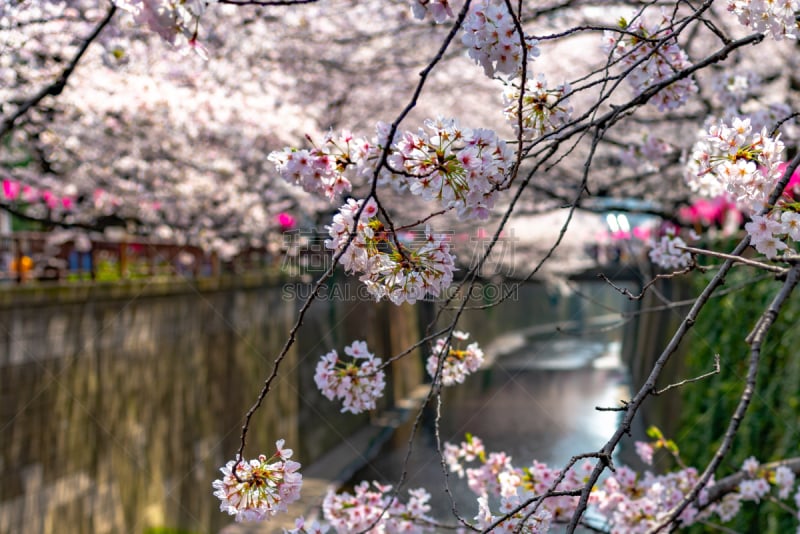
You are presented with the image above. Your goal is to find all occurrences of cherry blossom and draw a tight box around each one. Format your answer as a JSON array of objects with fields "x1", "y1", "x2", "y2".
[
  {"x1": 711, "y1": 70, "x2": 762, "y2": 111},
  {"x1": 321, "y1": 481, "x2": 434, "y2": 533},
  {"x1": 685, "y1": 117, "x2": 785, "y2": 212},
  {"x1": 474, "y1": 496, "x2": 553, "y2": 533},
  {"x1": 388, "y1": 117, "x2": 514, "y2": 220},
  {"x1": 445, "y1": 431, "x2": 800, "y2": 533},
  {"x1": 592, "y1": 466, "x2": 712, "y2": 531},
  {"x1": 271, "y1": 118, "x2": 512, "y2": 221},
  {"x1": 268, "y1": 130, "x2": 377, "y2": 200},
  {"x1": 502, "y1": 75, "x2": 572, "y2": 139},
  {"x1": 775, "y1": 466, "x2": 796, "y2": 499},
  {"x1": 409, "y1": 0, "x2": 456, "y2": 23},
  {"x1": 739, "y1": 478, "x2": 771, "y2": 502},
  {"x1": 602, "y1": 10, "x2": 698, "y2": 111},
  {"x1": 325, "y1": 198, "x2": 457, "y2": 305},
  {"x1": 426, "y1": 330, "x2": 485, "y2": 386},
  {"x1": 620, "y1": 133, "x2": 675, "y2": 174},
  {"x1": 684, "y1": 116, "x2": 800, "y2": 259},
  {"x1": 285, "y1": 516, "x2": 329, "y2": 534},
  {"x1": 212, "y1": 440, "x2": 303, "y2": 522},
  {"x1": 727, "y1": 0, "x2": 800, "y2": 40},
  {"x1": 112, "y1": 0, "x2": 209, "y2": 53},
  {"x1": 648, "y1": 226, "x2": 695, "y2": 269},
  {"x1": 443, "y1": 434, "x2": 590, "y2": 525},
  {"x1": 716, "y1": 493, "x2": 743, "y2": 522},
  {"x1": 314, "y1": 340, "x2": 386, "y2": 414},
  {"x1": 635, "y1": 441, "x2": 654, "y2": 465},
  {"x1": 461, "y1": 0, "x2": 540, "y2": 78}
]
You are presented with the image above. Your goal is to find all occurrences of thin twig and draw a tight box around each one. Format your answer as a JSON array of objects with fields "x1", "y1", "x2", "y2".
[
  {"x1": 678, "y1": 245, "x2": 789, "y2": 274},
  {"x1": 598, "y1": 265, "x2": 695, "y2": 301},
  {"x1": 652, "y1": 354, "x2": 721, "y2": 396}
]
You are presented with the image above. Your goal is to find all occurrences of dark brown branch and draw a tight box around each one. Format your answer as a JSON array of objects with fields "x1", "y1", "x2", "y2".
[
  {"x1": 394, "y1": 209, "x2": 449, "y2": 231},
  {"x1": 0, "y1": 4, "x2": 117, "y2": 139},
  {"x1": 703, "y1": 458, "x2": 800, "y2": 504}
]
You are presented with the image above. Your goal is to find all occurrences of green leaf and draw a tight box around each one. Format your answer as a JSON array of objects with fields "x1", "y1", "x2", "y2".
[{"x1": 646, "y1": 426, "x2": 664, "y2": 441}]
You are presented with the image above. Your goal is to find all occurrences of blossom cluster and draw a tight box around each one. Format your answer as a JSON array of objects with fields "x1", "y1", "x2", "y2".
[
  {"x1": 461, "y1": 0, "x2": 540, "y2": 78},
  {"x1": 602, "y1": 11, "x2": 698, "y2": 111},
  {"x1": 671, "y1": 115, "x2": 800, "y2": 262},
  {"x1": 426, "y1": 330, "x2": 485, "y2": 386},
  {"x1": 744, "y1": 211, "x2": 800, "y2": 258},
  {"x1": 268, "y1": 130, "x2": 376, "y2": 200},
  {"x1": 270, "y1": 118, "x2": 511, "y2": 221},
  {"x1": 474, "y1": 495, "x2": 553, "y2": 533},
  {"x1": 592, "y1": 465, "x2": 710, "y2": 531},
  {"x1": 593, "y1": 447, "x2": 799, "y2": 531},
  {"x1": 321, "y1": 481, "x2": 434, "y2": 533},
  {"x1": 727, "y1": 0, "x2": 800, "y2": 40},
  {"x1": 445, "y1": 432, "x2": 800, "y2": 533},
  {"x1": 711, "y1": 70, "x2": 761, "y2": 111},
  {"x1": 388, "y1": 117, "x2": 514, "y2": 220},
  {"x1": 686, "y1": 117, "x2": 785, "y2": 211},
  {"x1": 683, "y1": 117, "x2": 800, "y2": 258},
  {"x1": 314, "y1": 340, "x2": 386, "y2": 414},
  {"x1": 114, "y1": 0, "x2": 210, "y2": 55},
  {"x1": 620, "y1": 133, "x2": 674, "y2": 173},
  {"x1": 285, "y1": 516, "x2": 328, "y2": 534},
  {"x1": 212, "y1": 440, "x2": 302, "y2": 522},
  {"x1": 409, "y1": 0, "x2": 455, "y2": 23},
  {"x1": 502, "y1": 75, "x2": 572, "y2": 139},
  {"x1": 648, "y1": 225, "x2": 698, "y2": 270},
  {"x1": 326, "y1": 198, "x2": 456, "y2": 305},
  {"x1": 444, "y1": 434, "x2": 591, "y2": 527},
  {"x1": 739, "y1": 162, "x2": 800, "y2": 259}
]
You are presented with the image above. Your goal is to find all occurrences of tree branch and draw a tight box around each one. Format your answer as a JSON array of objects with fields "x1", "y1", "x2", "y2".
[{"x1": 0, "y1": 4, "x2": 117, "y2": 139}]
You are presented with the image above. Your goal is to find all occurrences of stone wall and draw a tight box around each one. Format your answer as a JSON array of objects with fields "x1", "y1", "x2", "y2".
[
  {"x1": 0, "y1": 273, "x2": 424, "y2": 534},
  {"x1": 620, "y1": 276, "x2": 693, "y2": 440}
]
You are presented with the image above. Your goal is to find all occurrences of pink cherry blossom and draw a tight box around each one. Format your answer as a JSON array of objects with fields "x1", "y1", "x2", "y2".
[
  {"x1": 314, "y1": 341, "x2": 386, "y2": 414},
  {"x1": 426, "y1": 331, "x2": 485, "y2": 386},
  {"x1": 326, "y1": 198, "x2": 456, "y2": 305},
  {"x1": 212, "y1": 441, "x2": 303, "y2": 522},
  {"x1": 602, "y1": 10, "x2": 698, "y2": 111},
  {"x1": 635, "y1": 441, "x2": 654, "y2": 465},
  {"x1": 321, "y1": 481, "x2": 433, "y2": 533},
  {"x1": 461, "y1": 0, "x2": 540, "y2": 78}
]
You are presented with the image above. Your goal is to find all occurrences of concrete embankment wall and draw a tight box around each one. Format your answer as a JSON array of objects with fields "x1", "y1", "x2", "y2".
[{"x1": 620, "y1": 277, "x2": 694, "y2": 441}]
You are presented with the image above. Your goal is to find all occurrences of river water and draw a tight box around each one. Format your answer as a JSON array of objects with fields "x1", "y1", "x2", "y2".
[{"x1": 350, "y1": 280, "x2": 636, "y2": 527}]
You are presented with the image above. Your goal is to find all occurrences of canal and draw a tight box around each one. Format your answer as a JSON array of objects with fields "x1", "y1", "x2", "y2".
[
  {"x1": 0, "y1": 276, "x2": 639, "y2": 533},
  {"x1": 349, "y1": 280, "x2": 635, "y2": 527}
]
